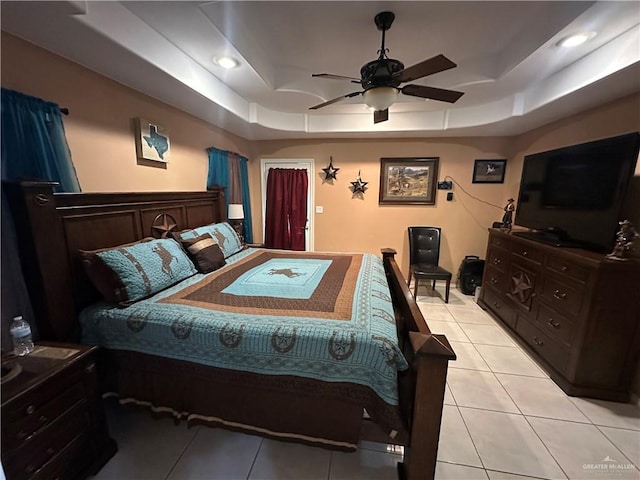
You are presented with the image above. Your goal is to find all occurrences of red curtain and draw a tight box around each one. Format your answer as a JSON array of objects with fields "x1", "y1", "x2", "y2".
[{"x1": 264, "y1": 168, "x2": 308, "y2": 251}]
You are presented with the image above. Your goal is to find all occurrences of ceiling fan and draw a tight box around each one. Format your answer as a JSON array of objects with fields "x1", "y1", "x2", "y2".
[{"x1": 309, "y1": 11, "x2": 465, "y2": 124}]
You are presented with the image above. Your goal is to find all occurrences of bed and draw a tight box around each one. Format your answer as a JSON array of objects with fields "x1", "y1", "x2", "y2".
[{"x1": 6, "y1": 181, "x2": 456, "y2": 480}]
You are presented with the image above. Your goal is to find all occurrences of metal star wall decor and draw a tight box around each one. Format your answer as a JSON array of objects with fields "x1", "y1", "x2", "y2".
[
  {"x1": 322, "y1": 156, "x2": 340, "y2": 181},
  {"x1": 350, "y1": 170, "x2": 368, "y2": 194}
]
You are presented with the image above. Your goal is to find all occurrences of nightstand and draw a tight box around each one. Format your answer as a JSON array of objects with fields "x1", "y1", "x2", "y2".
[{"x1": 1, "y1": 343, "x2": 117, "y2": 480}]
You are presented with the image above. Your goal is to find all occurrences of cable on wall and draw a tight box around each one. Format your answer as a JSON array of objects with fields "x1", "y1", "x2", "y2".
[
  {"x1": 443, "y1": 175, "x2": 506, "y2": 231},
  {"x1": 444, "y1": 175, "x2": 504, "y2": 210}
]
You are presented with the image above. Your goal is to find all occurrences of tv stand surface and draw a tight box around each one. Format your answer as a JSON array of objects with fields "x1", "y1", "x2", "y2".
[
  {"x1": 478, "y1": 228, "x2": 640, "y2": 402},
  {"x1": 511, "y1": 230, "x2": 594, "y2": 249}
]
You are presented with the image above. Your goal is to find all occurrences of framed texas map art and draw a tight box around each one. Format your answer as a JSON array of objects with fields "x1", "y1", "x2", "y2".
[
  {"x1": 135, "y1": 118, "x2": 171, "y2": 163},
  {"x1": 379, "y1": 157, "x2": 439, "y2": 205}
]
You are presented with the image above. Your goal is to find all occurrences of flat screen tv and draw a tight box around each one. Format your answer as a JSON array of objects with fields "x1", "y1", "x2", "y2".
[{"x1": 514, "y1": 132, "x2": 640, "y2": 252}]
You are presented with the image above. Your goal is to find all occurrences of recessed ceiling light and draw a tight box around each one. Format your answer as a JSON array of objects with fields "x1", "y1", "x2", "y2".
[
  {"x1": 213, "y1": 55, "x2": 239, "y2": 69},
  {"x1": 556, "y1": 32, "x2": 596, "y2": 48}
]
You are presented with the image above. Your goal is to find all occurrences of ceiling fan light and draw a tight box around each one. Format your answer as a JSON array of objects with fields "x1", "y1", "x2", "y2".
[{"x1": 363, "y1": 87, "x2": 398, "y2": 111}]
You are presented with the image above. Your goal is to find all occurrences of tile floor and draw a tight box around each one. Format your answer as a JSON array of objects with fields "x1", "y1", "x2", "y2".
[{"x1": 91, "y1": 284, "x2": 640, "y2": 480}]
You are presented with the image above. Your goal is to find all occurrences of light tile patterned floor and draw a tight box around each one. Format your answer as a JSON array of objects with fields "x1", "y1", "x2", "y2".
[{"x1": 91, "y1": 285, "x2": 640, "y2": 480}]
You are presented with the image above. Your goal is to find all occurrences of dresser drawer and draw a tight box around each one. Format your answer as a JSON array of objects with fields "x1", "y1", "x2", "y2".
[
  {"x1": 3, "y1": 403, "x2": 88, "y2": 480},
  {"x1": 517, "y1": 318, "x2": 569, "y2": 374},
  {"x1": 540, "y1": 275, "x2": 585, "y2": 318},
  {"x1": 2, "y1": 383, "x2": 85, "y2": 451},
  {"x1": 546, "y1": 255, "x2": 590, "y2": 284},
  {"x1": 489, "y1": 234, "x2": 511, "y2": 250},
  {"x1": 487, "y1": 246, "x2": 508, "y2": 272},
  {"x1": 31, "y1": 430, "x2": 90, "y2": 480},
  {"x1": 483, "y1": 265, "x2": 508, "y2": 293},
  {"x1": 482, "y1": 288, "x2": 516, "y2": 329},
  {"x1": 534, "y1": 303, "x2": 575, "y2": 349},
  {"x1": 511, "y1": 243, "x2": 544, "y2": 265}
]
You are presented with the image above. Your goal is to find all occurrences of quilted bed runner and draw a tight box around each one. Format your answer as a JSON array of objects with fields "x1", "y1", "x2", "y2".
[{"x1": 80, "y1": 248, "x2": 408, "y2": 405}]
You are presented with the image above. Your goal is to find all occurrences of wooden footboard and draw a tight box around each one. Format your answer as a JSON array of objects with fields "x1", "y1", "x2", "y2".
[{"x1": 382, "y1": 249, "x2": 456, "y2": 480}]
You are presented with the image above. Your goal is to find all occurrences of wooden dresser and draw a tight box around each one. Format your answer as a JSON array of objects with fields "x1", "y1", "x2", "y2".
[
  {"x1": 478, "y1": 228, "x2": 640, "y2": 402},
  {"x1": 1, "y1": 343, "x2": 117, "y2": 480}
]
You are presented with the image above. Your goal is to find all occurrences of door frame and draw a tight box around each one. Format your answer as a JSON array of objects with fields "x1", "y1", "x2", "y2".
[{"x1": 260, "y1": 158, "x2": 315, "y2": 251}]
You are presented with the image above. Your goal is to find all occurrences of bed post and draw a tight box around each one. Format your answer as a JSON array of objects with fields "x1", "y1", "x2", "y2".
[
  {"x1": 402, "y1": 332, "x2": 455, "y2": 480},
  {"x1": 4, "y1": 181, "x2": 76, "y2": 341},
  {"x1": 381, "y1": 248, "x2": 455, "y2": 480}
]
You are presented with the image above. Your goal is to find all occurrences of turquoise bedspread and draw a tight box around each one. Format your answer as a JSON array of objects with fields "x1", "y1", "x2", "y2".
[{"x1": 80, "y1": 248, "x2": 408, "y2": 405}]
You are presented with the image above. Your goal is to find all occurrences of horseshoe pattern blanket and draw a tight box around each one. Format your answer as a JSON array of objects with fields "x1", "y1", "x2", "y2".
[{"x1": 80, "y1": 248, "x2": 408, "y2": 406}]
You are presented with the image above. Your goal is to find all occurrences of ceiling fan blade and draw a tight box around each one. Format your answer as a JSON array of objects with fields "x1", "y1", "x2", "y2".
[
  {"x1": 309, "y1": 91, "x2": 362, "y2": 110},
  {"x1": 312, "y1": 73, "x2": 361, "y2": 84},
  {"x1": 401, "y1": 84, "x2": 465, "y2": 103},
  {"x1": 373, "y1": 109, "x2": 389, "y2": 124},
  {"x1": 395, "y1": 54, "x2": 457, "y2": 83}
]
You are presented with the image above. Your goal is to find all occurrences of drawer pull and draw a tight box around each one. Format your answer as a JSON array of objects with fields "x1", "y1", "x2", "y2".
[
  {"x1": 25, "y1": 464, "x2": 36, "y2": 475},
  {"x1": 490, "y1": 278, "x2": 498, "y2": 285},
  {"x1": 553, "y1": 290, "x2": 567, "y2": 300},
  {"x1": 522, "y1": 251, "x2": 528, "y2": 256},
  {"x1": 533, "y1": 337, "x2": 544, "y2": 347},
  {"x1": 46, "y1": 447, "x2": 55, "y2": 456},
  {"x1": 547, "y1": 319, "x2": 561, "y2": 329},
  {"x1": 493, "y1": 258, "x2": 502, "y2": 265},
  {"x1": 561, "y1": 265, "x2": 568, "y2": 272},
  {"x1": 493, "y1": 302, "x2": 501, "y2": 309},
  {"x1": 85, "y1": 362, "x2": 96, "y2": 374},
  {"x1": 25, "y1": 405, "x2": 35, "y2": 415}
]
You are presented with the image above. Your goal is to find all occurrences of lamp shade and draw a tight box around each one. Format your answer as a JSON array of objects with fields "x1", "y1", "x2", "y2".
[
  {"x1": 363, "y1": 87, "x2": 399, "y2": 111},
  {"x1": 228, "y1": 204, "x2": 244, "y2": 220}
]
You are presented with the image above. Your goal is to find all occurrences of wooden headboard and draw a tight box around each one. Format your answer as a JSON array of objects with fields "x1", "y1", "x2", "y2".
[{"x1": 5, "y1": 181, "x2": 226, "y2": 342}]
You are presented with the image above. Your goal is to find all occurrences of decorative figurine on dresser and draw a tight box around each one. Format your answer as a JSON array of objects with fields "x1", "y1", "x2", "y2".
[
  {"x1": 607, "y1": 220, "x2": 639, "y2": 260},
  {"x1": 501, "y1": 198, "x2": 515, "y2": 230},
  {"x1": 1, "y1": 342, "x2": 117, "y2": 480}
]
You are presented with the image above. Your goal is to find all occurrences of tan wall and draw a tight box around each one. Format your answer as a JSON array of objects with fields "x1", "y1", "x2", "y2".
[
  {"x1": 4, "y1": 32, "x2": 637, "y2": 277},
  {"x1": 252, "y1": 138, "x2": 513, "y2": 275},
  {"x1": 1, "y1": 32, "x2": 254, "y2": 192}
]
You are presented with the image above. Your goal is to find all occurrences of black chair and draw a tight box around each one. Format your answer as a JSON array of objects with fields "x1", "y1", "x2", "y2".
[{"x1": 408, "y1": 226, "x2": 452, "y2": 303}]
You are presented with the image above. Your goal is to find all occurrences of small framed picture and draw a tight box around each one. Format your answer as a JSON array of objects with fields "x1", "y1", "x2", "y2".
[
  {"x1": 135, "y1": 118, "x2": 171, "y2": 163},
  {"x1": 379, "y1": 157, "x2": 439, "y2": 205},
  {"x1": 473, "y1": 159, "x2": 506, "y2": 184}
]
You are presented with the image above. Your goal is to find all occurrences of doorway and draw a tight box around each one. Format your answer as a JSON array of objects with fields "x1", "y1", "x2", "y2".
[{"x1": 260, "y1": 159, "x2": 314, "y2": 251}]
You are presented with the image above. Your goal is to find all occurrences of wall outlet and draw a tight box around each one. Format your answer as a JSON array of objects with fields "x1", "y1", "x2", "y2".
[
  {"x1": 315, "y1": 206, "x2": 323, "y2": 214},
  {"x1": 437, "y1": 181, "x2": 453, "y2": 190}
]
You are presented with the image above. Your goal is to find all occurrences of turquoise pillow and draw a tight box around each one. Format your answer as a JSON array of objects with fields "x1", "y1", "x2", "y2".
[
  {"x1": 176, "y1": 222, "x2": 243, "y2": 259},
  {"x1": 80, "y1": 238, "x2": 197, "y2": 306}
]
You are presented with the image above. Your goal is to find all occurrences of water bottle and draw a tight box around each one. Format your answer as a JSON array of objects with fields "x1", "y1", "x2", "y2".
[{"x1": 10, "y1": 316, "x2": 34, "y2": 356}]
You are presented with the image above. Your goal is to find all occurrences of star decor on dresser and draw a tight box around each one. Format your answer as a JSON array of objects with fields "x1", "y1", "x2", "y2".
[
  {"x1": 350, "y1": 170, "x2": 368, "y2": 195},
  {"x1": 322, "y1": 156, "x2": 340, "y2": 181},
  {"x1": 511, "y1": 271, "x2": 533, "y2": 303}
]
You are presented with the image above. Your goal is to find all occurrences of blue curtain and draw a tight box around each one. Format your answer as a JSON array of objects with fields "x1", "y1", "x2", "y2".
[
  {"x1": 206, "y1": 147, "x2": 229, "y2": 194},
  {"x1": 1, "y1": 88, "x2": 80, "y2": 192},
  {"x1": 206, "y1": 147, "x2": 253, "y2": 243},
  {"x1": 239, "y1": 156, "x2": 253, "y2": 243}
]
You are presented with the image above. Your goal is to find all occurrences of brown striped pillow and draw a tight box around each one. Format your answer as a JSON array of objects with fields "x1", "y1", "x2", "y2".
[{"x1": 181, "y1": 233, "x2": 226, "y2": 273}]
